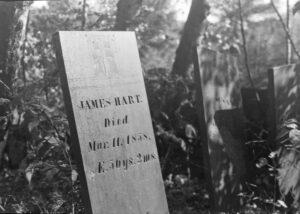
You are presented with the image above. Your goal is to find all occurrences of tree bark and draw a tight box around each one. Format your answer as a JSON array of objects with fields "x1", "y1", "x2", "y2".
[
  {"x1": 0, "y1": 2, "x2": 31, "y2": 168},
  {"x1": 171, "y1": 0, "x2": 209, "y2": 77},
  {"x1": 286, "y1": 0, "x2": 291, "y2": 64},
  {"x1": 0, "y1": 2, "x2": 31, "y2": 97},
  {"x1": 0, "y1": 2, "x2": 17, "y2": 91},
  {"x1": 81, "y1": 0, "x2": 86, "y2": 30},
  {"x1": 114, "y1": 0, "x2": 142, "y2": 30}
]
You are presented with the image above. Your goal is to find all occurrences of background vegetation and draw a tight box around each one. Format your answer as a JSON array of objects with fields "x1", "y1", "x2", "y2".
[{"x1": 0, "y1": 0, "x2": 300, "y2": 213}]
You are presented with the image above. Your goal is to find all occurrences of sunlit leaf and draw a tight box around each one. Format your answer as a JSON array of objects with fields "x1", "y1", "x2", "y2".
[
  {"x1": 289, "y1": 129, "x2": 300, "y2": 146},
  {"x1": 185, "y1": 124, "x2": 196, "y2": 140},
  {"x1": 269, "y1": 151, "x2": 277, "y2": 159},
  {"x1": 25, "y1": 168, "x2": 34, "y2": 185},
  {"x1": 256, "y1": 157, "x2": 268, "y2": 168},
  {"x1": 180, "y1": 139, "x2": 186, "y2": 152},
  {"x1": 284, "y1": 118, "x2": 300, "y2": 129},
  {"x1": 12, "y1": 108, "x2": 20, "y2": 125},
  {"x1": 278, "y1": 149, "x2": 300, "y2": 201},
  {"x1": 47, "y1": 136, "x2": 60, "y2": 146},
  {"x1": 277, "y1": 200, "x2": 288, "y2": 208},
  {"x1": 71, "y1": 169, "x2": 78, "y2": 183}
]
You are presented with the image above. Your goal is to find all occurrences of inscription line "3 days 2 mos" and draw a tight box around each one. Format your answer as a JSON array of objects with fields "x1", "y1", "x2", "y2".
[{"x1": 98, "y1": 152, "x2": 157, "y2": 173}]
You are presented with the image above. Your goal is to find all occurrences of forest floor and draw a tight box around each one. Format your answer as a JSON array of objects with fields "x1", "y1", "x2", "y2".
[
  {"x1": 0, "y1": 167, "x2": 211, "y2": 213},
  {"x1": 166, "y1": 178, "x2": 210, "y2": 214}
]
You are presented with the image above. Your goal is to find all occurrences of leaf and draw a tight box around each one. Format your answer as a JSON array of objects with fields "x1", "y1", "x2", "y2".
[
  {"x1": 277, "y1": 200, "x2": 288, "y2": 208},
  {"x1": 45, "y1": 167, "x2": 59, "y2": 181},
  {"x1": 41, "y1": 103, "x2": 56, "y2": 113},
  {"x1": 37, "y1": 140, "x2": 53, "y2": 159},
  {"x1": 12, "y1": 108, "x2": 20, "y2": 125},
  {"x1": 289, "y1": 129, "x2": 300, "y2": 146},
  {"x1": 229, "y1": 44, "x2": 240, "y2": 56},
  {"x1": 25, "y1": 168, "x2": 34, "y2": 185},
  {"x1": 293, "y1": 1, "x2": 300, "y2": 15},
  {"x1": 278, "y1": 149, "x2": 300, "y2": 202},
  {"x1": 276, "y1": 128, "x2": 290, "y2": 143},
  {"x1": 28, "y1": 119, "x2": 40, "y2": 133},
  {"x1": 71, "y1": 169, "x2": 78, "y2": 182},
  {"x1": 180, "y1": 139, "x2": 186, "y2": 152},
  {"x1": 185, "y1": 124, "x2": 196, "y2": 140},
  {"x1": 0, "y1": 98, "x2": 10, "y2": 105},
  {"x1": 50, "y1": 192, "x2": 65, "y2": 212},
  {"x1": 269, "y1": 151, "x2": 277, "y2": 159},
  {"x1": 284, "y1": 118, "x2": 300, "y2": 129},
  {"x1": 174, "y1": 174, "x2": 188, "y2": 185},
  {"x1": 256, "y1": 157, "x2": 268, "y2": 168},
  {"x1": 47, "y1": 136, "x2": 60, "y2": 146}
]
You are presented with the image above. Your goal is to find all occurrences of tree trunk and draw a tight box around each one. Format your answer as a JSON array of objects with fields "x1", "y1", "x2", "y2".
[
  {"x1": 171, "y1": 0, "x2": 209, "y2": 77},
  {"x1": 0, "y1": 2, "x2": 17, "y2": 91},
  {"x1": 0, "y1": 2, "x2": 31, "y2": 168},
  {"x1": 114, "y1": 0, "x2": 142, "y2": 30},
  {"x1": 0, "y1": 2, "x2": 31, "y2": 97}
]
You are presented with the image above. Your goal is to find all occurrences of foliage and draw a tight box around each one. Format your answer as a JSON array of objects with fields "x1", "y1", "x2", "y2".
[
  {"x1": 0, "y1": 94, "x2": 84, "y2": 213},
  {"x1": 276, "y1": 119, "x2": 300, "y2": 211},
  {"x1": 0, "y1": 1, "x2": 205, "y2": 213},
  {"x1": 1, "y1": 0, "x2": 300, "y2": 213},
  {"x1": 144, "y1": 68, "x2": 202, "y2": 179},
  {"x1": 293, "y1": 1, "x2": 300, "y2": 15},
  {"x1": 236, "y1": 118, "x2": 300, "y2": 213}
]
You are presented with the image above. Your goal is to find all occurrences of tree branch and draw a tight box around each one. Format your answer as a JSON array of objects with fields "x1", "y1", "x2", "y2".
[
  {"x1": 81, "y1": 0, "x2": 86, "y2": 31},
  {"x1": 271, "y1": 0, "x2": 300, "y2": 60},
  {"x1": 21, "y1": 10, "x2": 30, "y2": 86},
  {"x1": 238, "y1": 0, "x2": 260, "y2": 102},
  {"x1": 286, "y1": 0, "x2": 291, "y2": 64}
]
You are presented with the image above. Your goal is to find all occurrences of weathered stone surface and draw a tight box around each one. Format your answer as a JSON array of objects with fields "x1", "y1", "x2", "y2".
[
  {"x1": 194, "y1": 47, "x2": 247, "y2": 212},
  {"x1": 54, "y1": 31, "x2": 169, "y2": 214}
]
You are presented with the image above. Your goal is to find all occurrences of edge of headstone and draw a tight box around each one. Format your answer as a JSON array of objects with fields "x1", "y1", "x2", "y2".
[
  {"x1": 52, "y1": 31, "x2": 93, "y2": 214},
  {"x1": 192, "y1": 45, "x2": 215, "y2": 211},
  {"x1": 267, "y1": 68, "x2": 276, "y2": 145}
]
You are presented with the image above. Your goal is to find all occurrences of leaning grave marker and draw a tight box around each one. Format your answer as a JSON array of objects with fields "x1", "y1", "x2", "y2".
[
  {"x1": 193, "y1": 47, "x2": 247, "y2": 212},
  {"x1": 53, "y1": 31, "x2": 169, "y2": 214},
  {"x1": 268, "y1": 64, "x2": 300, "y2": 205},
  {"x1": 268, "y1": 64, "x2": 300, "y2": 136}
]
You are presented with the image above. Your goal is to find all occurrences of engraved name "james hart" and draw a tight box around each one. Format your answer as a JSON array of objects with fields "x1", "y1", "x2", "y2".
[{"x1": 79, "y1": 94, "x2": 143, "y2": 110}]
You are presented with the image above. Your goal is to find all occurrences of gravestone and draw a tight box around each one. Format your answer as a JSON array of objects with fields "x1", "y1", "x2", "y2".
[
  {"x1": 53, "y1": 31, "x2": 169, "y2": 214},
  {"x1": 268, "y1": 64, "x2": 300, "y2": 138},
  {"x1": 241, "y1": 88, "x2": 269, "y2": 142},
  {"x1": 193, "y1": 47, "x2": 247, "y2": 212}
]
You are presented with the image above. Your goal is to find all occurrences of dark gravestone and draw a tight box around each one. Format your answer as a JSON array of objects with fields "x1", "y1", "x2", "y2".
[
  {"x1": 53, "y1": 31, "x2": 169, "y2": 214},
  {"x1": 193, "y1": 47, "x2": 247, "y2": 212},
  {"x1": 268, "y1": 64, "x2": 300, "y2": 138},
  {"x1": 268, "y1": 64, "x2": 300, "y2": 206},
  {"x1": 241, "y1": 88, "x2": 270, "y2": 143},
  {"x1": 241, "y1": 88, "x2": 269, "y2": 124}
]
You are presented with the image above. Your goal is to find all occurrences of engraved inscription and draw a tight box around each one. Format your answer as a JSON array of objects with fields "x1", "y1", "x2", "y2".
[
  {"x1": 104, "y1": 115, "x2": 128, "y2": 128},
  {"x1": 80, "y1": 93, "x2": 155, "y2": 175},
  {"x1": 98, "y1": 153, "x2": 157, "y2": 173},
  {"x1": 88, "y1": 133, "x2": 151, "y2": 152},
  {"x1": 79, "y1": 94, "x2": 143, "y2": 110}
]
